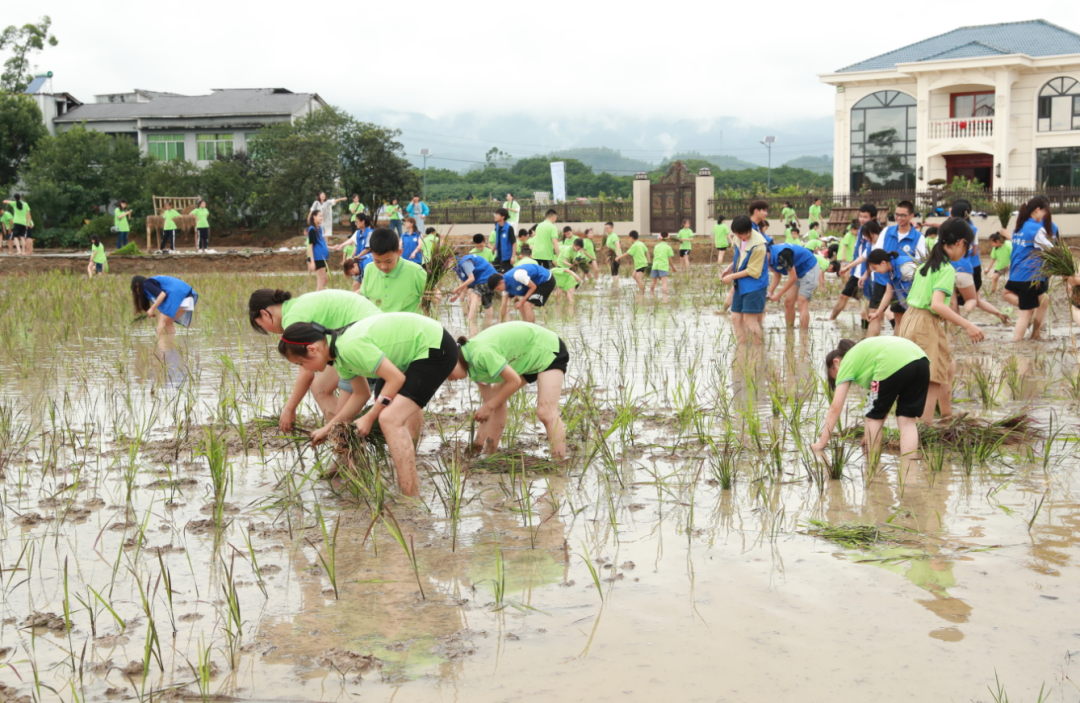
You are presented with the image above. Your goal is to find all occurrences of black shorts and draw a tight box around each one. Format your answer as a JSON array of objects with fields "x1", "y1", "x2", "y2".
[
  {"x1": 841, "y1": 275, "x2": 861, "y2": 299},
  {"x1": 471, "y1": 281, "x2": 495, "y2": 309},
  {"x1": 610, "y1": 259, "x2": 620, "y2": 276},
  {"x1": 524, "y1": 277, "x2": 557, "y2": 307},
  {"x1": 313, "y1": 259, "x2": 327, "y2": 270},
  {"x1": 24, "y1": 228, "x2": 33, "y2": 240},
  {"x1": 372, "y1": 329, "x2": 456, "y2": 409},
  {"x1": 12, "y1": 224, "x2": 27, "y2": 238},
  {"x1": 679, "y1": 250, "x2": 691, "y2": 257},
  {"x1": 889, "y1": 301, "x2": 907, "y2": 315},
  {"x1": 1004, "y1": 279, "x2": 1049, "y2": 311},
  {"x1": 972, "y1": 266, "x2": 982, "y2": 292},
  {"x1": 523, "y1": 339, "x2": 570, "y2": 383},
  {"x1": 870, "y1": 282, "x2": 887, "y2": 309},
  {"x1": 494, "y1": 259, "x2": 512, "y2": 274},
  {"x1": 533, "y1": 258, "x2": 553, "y2": 270},
  {"x1": 865, "y1": 358, "x2": 930, "y2": 420},
  {"x1": 716, "y1": 246, "x2": 728, "y2": 251},
  {"x1": 636, "y1": 267, "x2": 648, "y2": 274}
]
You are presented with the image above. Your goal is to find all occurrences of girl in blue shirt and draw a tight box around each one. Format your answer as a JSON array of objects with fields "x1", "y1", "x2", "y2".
[
  {"x1": 1001, "y1": 195, "x2": 1057, "y2": 341},
  {"x1": 306, "y1": 210, "x2": 330, "y2": 291}
]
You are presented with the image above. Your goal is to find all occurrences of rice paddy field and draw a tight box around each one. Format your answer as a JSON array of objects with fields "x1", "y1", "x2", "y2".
[{"x1": 1, "y1": 264, "x2": 1079, "y2": 703}]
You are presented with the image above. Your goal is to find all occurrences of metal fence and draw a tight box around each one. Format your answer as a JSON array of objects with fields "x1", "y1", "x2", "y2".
[
  {"x1": 709, "y1": 189, "x2": 1080, "y2": 219},
  {"x1": 424, "y1": 201, "x2": 634, "y2": 225}
]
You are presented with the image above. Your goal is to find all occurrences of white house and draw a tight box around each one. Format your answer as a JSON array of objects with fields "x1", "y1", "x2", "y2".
[
  {"x1": 25, "y1": 76, "x2": 327, "y2": 166},
  {"x1": 819, "y1": 19, "x2": 1080, "y2": 193}
]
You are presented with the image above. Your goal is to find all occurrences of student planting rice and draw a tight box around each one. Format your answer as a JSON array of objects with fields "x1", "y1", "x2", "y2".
[
  {"x1": 984, "y1": 233, "x2": 1012, "y2": 294},
  {"x1": 830, "y1": 209, "x2": 881, "y2": 327},
  {"x1": 306, "y1": 210, "x2": 330, "y2": 291},
  {"x1": 949, "y1": 200, "x2": 1010, "y2": 325},
  {"x1": 332, "y1": 214, "x2": 374, "y2": 284},
  {"x1": 449, "y1": 322, "x2": 569, "y2": 458},
  {"x1": 713, "y1": 215, "x2": 730, "y2": 265},
  {"x1": 721, "y1": 215, "x2": 768, "y2": 345},
  {"x1": 1000, "y1": 195, "x2": 1059, "y2": 341},
  {"x1": 489, "y1": 262, "x2": 556, "y2": 324},
  {"x1": 358, "y1": 229, "x2": 428, "y2": 314},
  {"x1": 550, "y1": 265, "x2": 584, "y2": 304},
  {"x1": 651, "y1": 232, "x2": 676, "y2": 294},
  {"x1": 470, "y1": 233, "x2": 496, "y2": 262},
  {"x1": 812, "y1": 337, "x2": 930, "y2": 462},
  {"x1": 450, "y1": 250, "x2": 499, "y2": 323},
  {"x1": 618, "y1": 230, "x2": 651, "y2": 293},
  {"x1": 131, "y1": 275, "x2": 199, "y2": 336},
  {"x1": 896, "y1": 217, "x2": 985, "y2": 422},
  {"x1": 604, "y1": 222, "x2": 622, "y2": 280},
  {"x1": 866, "y1": 249, "x2": 917, "y2": 330},
  {"x1": 87, "y1": 235, "x2": 107, "y2": 277},
  {"x1": 766, "y1": 242, "x2": 820, "y2": 330},
  {"x1": 249, "y1": 288, "x2": 381, "y2": 431},
  {"x1": 278, "y1": 313, "x2": 457, "y2": 497}
]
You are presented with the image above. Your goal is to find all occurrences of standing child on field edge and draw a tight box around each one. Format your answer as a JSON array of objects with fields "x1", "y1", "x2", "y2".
[{"x1": 88, "y1": 235, "x2": 108, "y2": 277}]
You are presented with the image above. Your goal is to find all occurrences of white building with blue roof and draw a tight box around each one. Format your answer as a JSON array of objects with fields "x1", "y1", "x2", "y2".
[{"x1": 819, "y1": 19, "x2": 1080, "y2": 193}]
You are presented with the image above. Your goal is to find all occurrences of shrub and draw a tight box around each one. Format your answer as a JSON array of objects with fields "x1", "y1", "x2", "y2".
[
  {"x1": 30, "y1": 227, "x2": 84, "y2": 249},
  {"x1": 115, "y1": 242, "x2": 143, "y2": 256}
]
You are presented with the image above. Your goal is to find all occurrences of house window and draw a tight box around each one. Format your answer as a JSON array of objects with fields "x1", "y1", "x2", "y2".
[
  {"x1": 147, "y1": 134, "x2": 185, "y2": 161},
  {"x1": 1037, "y1": 147, "x2": 1080, "y2": 188},
  {"x1": 951, "y1": 92, "x2": 995, "y2": 117},
  {"x1": 849, "y1": 90, "x2": 917, "y2": 191},
  {"x1": 244, "y1": 132, "x2": 262, "y2": 156},
  {"x1": 1037, "y1": 77, "x2": 1080, "y2": 132},
  {"x1": 196, "y1": 133, "x2": 234, "y2": 161}
]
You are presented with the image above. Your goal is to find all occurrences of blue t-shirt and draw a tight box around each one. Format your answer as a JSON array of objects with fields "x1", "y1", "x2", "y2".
[
  {"x1": 1010, "y1": 217, "x2": 1059, "y2": 282},
  {"x1": 456, "y1": 254, "x2": 498, "y2": 288},
  {"x1": 874, "y1": 226, "x2": 924, "y2": 285},
  {"x1": 307, "y1": 226, "x2": 329, "y2": 262},
  {"x1": 768, "y1": 243, "x2": 819, "y2": 278},
  {"x1": 503, "y1": 263, "x2": 552, "y2": 297},
  {"x1": 401, "y1": 231, "x2": 420, "y2": 261}
]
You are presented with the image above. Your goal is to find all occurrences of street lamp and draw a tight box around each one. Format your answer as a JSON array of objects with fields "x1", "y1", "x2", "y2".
[
  {"x1": 420, "y1": 148, "x2": 432, "y2": 200},
  {"x1": 760, "y1": 136, "x2": 776, "y2": 191}
]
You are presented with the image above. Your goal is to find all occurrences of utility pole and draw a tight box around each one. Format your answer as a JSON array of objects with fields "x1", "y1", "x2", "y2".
[
  {"x1": 760, "y1": 136, "x2": 776, "y2": 191},
  {"x1": 420, "y1": 148, "x2": 432, "y2": 200}
]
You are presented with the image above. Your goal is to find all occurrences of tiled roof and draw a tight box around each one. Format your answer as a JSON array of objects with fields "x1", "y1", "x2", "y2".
[
  {"x1": 837, "y1": 19, "x2": 1080, "y2": 73},
  {"x1": 55, "y1": 88, "x2": 320, "y2": 123}
]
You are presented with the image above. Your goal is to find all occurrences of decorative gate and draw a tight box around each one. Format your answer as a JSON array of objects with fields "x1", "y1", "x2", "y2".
[{"x1": 649, "y1": 161, "x2": 695, "y2": 234}]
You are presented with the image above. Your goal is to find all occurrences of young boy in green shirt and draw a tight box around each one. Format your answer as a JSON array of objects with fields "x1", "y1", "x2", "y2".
[
  {"x1": 359, "y1": 228, "x2": 428, "y2": 313},
  {"x1": 713, "y1": 215, "x2": 730, "y2": 265},
  {"x1": 603, "y1": 222, "x2": 621, "y2": 280},
  {"x1": 808, "y1": 197, "x2": 823, "y2": 232},
  {"x1": 471, "y1": 233, "x2": 495, "y2": 262},
  {"x1": 651, "y1": 232, "x2": 676, "y2": 294},
  {"x1": 985, "y1": 233, "x2": 1012, "y2": 294},
  {"x1": 571, "y1": 238, "x2": 595, "y2": 277},
  {"x1": 619, "y1": 230, "x2": 651, "y2": 293},
  {"x1": 514, "y1": 230, "x2": 531, "y2": 265},
  {"x1": 550, "y1": 265, "x2": 584, "y2": 304},
  {"x1": 781, "y1": 202, "x2": 799, "y2": 230},
  {"x1": 676, "y1": 219, "x2": 693, "y2": 273}
]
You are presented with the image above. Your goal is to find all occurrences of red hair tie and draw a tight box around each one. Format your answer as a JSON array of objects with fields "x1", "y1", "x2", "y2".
[{"x1": 280, "y1": 338, "x2": 309, "y2": 346}]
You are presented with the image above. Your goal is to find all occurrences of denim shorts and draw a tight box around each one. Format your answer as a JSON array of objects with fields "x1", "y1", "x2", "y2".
[
  {"x1": 731, "y1": 287, "x2": 767, "y2": 314},
  {"x1": 650, "y1": 269, "x2": 668, "y2": 278}
]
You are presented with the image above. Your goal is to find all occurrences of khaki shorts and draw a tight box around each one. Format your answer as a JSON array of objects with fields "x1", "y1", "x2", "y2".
[
  {"x1": 897, "y1": 307, "x2": 952, "y2": 385},
  {"x1": 955, "y1": 272, "x2": 975, "y2": 290}
]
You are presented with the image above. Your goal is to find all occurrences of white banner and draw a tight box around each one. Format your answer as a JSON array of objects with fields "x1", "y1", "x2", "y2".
[{"x1": 550, "y1": 161, "x2": 567, "y2": 203}]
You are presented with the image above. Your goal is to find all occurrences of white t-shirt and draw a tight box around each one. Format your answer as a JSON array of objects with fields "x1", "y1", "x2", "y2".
[{"x1": 310, "y1": 199, "x2": 336, "y2": 227}]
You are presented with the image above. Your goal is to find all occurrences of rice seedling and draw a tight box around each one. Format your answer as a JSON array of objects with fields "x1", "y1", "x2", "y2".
[
  {"x1": 703, "y1": 434, "x2": 742, "y2": 490},
  {"x1": 1038, "y1": 241, "x2": 1079, "y2": 306},
  {"x1": 379, "y1": 508, "x2": 425, "y2": 600},
  {"x1": 307, "y1": 502, "x2": 341, "y2": 599},
  {"x1": 803, "y1": 519, "x2": 899, "y2": 550}
]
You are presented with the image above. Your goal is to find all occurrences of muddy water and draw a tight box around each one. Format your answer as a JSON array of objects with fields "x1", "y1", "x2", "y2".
[{"x1": 0, "y1": 269, "x2": 1079, "y2": 702}]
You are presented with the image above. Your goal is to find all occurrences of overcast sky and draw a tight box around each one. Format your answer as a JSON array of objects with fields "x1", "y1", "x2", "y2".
[{"x1": 13, "y1": 1, "x2": 1080, "y2": 163}]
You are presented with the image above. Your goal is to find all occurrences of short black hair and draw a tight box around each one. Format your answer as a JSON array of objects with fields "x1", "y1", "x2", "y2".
[
  {"x1": 988, "y1": 232, "x2": 1005, "y2": 243},
  {"x1": 369, "y1": 228, "x2": 400, "y2": 255},
  {"x1": 629, "y1": 231, "x2": 639, "y2": 239},
  {"x1": 473, "y1": 233, "x2": 486, "y2": 244},
  {"x1": 731, "y1": 215, "x2": 753, "y2": 235},
  {"x1": 486, "y1": 273, "x2": 504, "y2": 289},
  {"x1": 573, "y1": 238, "x2": 585, "y2": 247},
  {"x1": 517, "y1": 230, "x2": 529, "y2": 239},
  {"x1": 495, "y1": 207, "x2": 509, "y2": 220},
  {"x1": 546, "y1": 209, "x2": 558, "y2": 217},
  {"x1": 748, "y1": 200, "x2": 768, "y2": 214},
  {"x1": 896, "y1": 200, "x2": 915, "y2": 213},
  {"x1": 563, "y1": 226, "x2": 572, "y2": 233},
  {"x1": 809, "y1": 222, "x2": 818, "y2": 230},
  {"x1": 605, "y1": 221, "x2": 614, "y2": 227},
  {"x1": 858, "y1": 203, "x2": 878, "y2": 217}
]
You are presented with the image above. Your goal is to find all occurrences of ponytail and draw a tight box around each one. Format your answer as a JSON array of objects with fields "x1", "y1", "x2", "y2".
[
  {"x1": 248, "y1": 289, "x2": 293, "y2": 334},
  {"x1": 456, "y1": 335, "x2": 470, "y2": 373},
  {"x1": 14, "y1": 194, "x2": 23, "y2": 211},
  {"x1": 1015, "y1": 195, "x2": 1053, "y2": 237},
  {"x1": 824, "y1": 339, "x2": 858, "y2": 391},
  {"x1": 919, "y1": 217, "x2": 972, "y2": 276}
]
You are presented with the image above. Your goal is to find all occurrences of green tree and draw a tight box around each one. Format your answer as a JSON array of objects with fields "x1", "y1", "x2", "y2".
[
  {"x1": 23, "y1": 125, "x2": 143, "y2": 227},
  {"x1": 0, "y1": 16, "x2": 58, "y2": 93},
  {"x1": 251, "y1": 107, "x2": 346, "y2": 225},
  {"x1": 0, "y1": 94, "x2": 47, "y2": 187},
  {"x1": 339, "y1": 121, "x2": 420, "y2": 210}
]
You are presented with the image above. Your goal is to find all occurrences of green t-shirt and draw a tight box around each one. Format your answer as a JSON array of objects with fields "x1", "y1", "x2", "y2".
[
  {"x1": 421, "y1": 233, "x2": 438, "y2": 263},
  {"x1": 334, "y1": 313, "x2": 445, "y2": 380},
  {"x1": 924, "y1": 235, "x2": 938, "y2": 250},
  {"x1": 191, "y1": 207, "x2": 209, "y2": 229},
  {"x1": 385, "y1": 204, "x2": 401, "y2": 220},
  {"x1": 582, "y1": 238, "x2": 596, "y2": 258},
  {"x1": 906, "y1": 262, "x2": 955, "y2": 311},
  {"x1": 503, "y1": 200, "x2": 521, "y2": 224},
  {"x1": 349, "y1": 202, "x2": 365, "y2": 223},
  {"x1": 281, "y1": 289, "x2": 381, "y2": 330},
  {"x1": 713, "y1": 223, "x2": 730, "y2": 248},
  {"x1": 835, "y1": 337, "x2": 928, "y2": 392},
  {"x1": 628, "y1": 240, "x2": 649, "y2": 269},
  {"x1": 781, "y1": 207, "x2": 796, "y2": 224},
  {"x1": 114, "y1": 207, "x2": 130, "y2": 233},
  {"x1": 840, "y1": 232, "x2": 857, "y2": 262},
  {"x1": 531, "y1": 220, "x2": 558, "y2": 260},
  {"x1": 652, "y1": 241, "x2": 675, "y2": 272},
  {"x1": 804, "y1": 238, "x2": 822, "y2": 251},
  {"x1": 343, "y1": 243, "x2": 357, "y2": 259},
  {"x1": 360, "y1": 258, "x2": 427, "y2": 314},
  {"x1": 551, "y1": 267, "x2": 579, "y2": 291},
  {"x1": 809, "y1": 204, "x2": 822, "y2": 224},
  {"x1": 472, "y1": 246, "x2": 495, "y2": 263},
  {"x1": 678, "y1": 228, "x2": 693, "y2": 251},
  {"x1": 990, "y1": 242, "x2": 1012, "y2": 271},
  {"x1": 162, "y1": 209, "x2": 180, "y2": 231},
  {"x1": 816, "y1": 254, "x2": 830, "y2": 271},
  {"x1": 605, "y1": 232, "x2": 620, "y2": 253},
  {"x1": 517, "y1": 256, "x2": 537, "y2": 266},
  {"x1": 460, "y1": 322, "x2": 561, "y2": 384},
  {"x1": 11, "y1": 203, "x2": 29, "y2": 226},
  {"x1": 92, "y1": 242, "x2": 108, "y2": 264}
]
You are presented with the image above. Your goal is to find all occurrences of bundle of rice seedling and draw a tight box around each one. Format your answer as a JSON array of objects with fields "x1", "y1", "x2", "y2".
[
  {"x1": 424, "y1": 240, "x2": 459, "y2": 295},
  {"x1": 992, "y1": 200, "x2": 1017, "y2": 230},
  {"x1": 850, "y1": 412, "x2": 1041, "y2": 450},
  {"x1": 468, "y1": 452, "x2": 562, "y2": 474},
  {"x1": 1037, "y1": 242, "x2": 1080, "y2": 307},
  {"x1": 803, "y1": 519, "x2": 899, "y2": 550}
]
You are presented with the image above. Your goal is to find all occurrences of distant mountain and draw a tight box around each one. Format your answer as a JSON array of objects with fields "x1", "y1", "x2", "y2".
[
  {"x1": 360, "y1": 110, "x2": 834, "y2": 174},
  {"x1": 782, "y1": 154, "x2": 833, "y2": 175},
  {"x1": 545, "y1": 147, "x2": 656, "y2": 175},
  {"x1": 661, "y1": 152, "x2": 760, "y2": 171}
]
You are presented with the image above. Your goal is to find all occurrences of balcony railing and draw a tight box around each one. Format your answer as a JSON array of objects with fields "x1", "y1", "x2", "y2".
[{"x1": 928, "y1": 117, "x2": 994, "y2": 140}]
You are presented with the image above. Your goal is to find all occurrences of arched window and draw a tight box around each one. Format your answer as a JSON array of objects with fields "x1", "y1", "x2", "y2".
[
  {"x1": 850, "y1": 91, "x2": 917, "y2": 191},
  {"x1": 1038, "y1": 77, "x2": 1080, "y2": 132}
]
